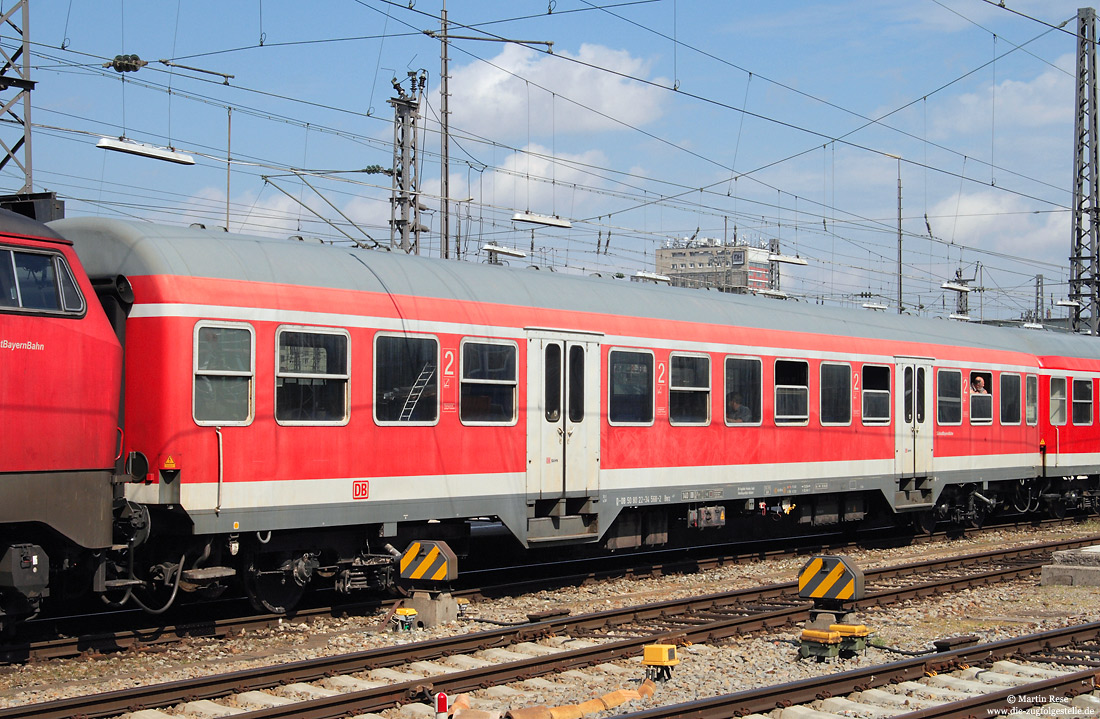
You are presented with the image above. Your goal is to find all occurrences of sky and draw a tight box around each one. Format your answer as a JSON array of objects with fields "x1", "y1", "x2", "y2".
[{"x1": 10, "y1": 0, "x2": 1092, "y2": 320}]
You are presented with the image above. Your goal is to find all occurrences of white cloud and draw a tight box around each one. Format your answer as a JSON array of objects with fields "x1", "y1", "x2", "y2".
[
  {"x1": 929, "y1": 54, "x2": 1073, "y2": 139},
  {"x1": 448, "y1": 43, "x2": 667, "y2": 141},
  {"x1": 927, "y1": 188, "x2": 1067, "y2": 266}
]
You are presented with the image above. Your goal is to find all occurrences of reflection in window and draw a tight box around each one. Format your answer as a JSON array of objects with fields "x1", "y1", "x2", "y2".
[
  {"x1": 1051, "y1": 377, "x2": 1067, "y2": 426},
  {"x1": 937, "y1": 370, "x2": 962, "y2": 424},
  {"x1": 999, "y1": 374, "x2": 1021, "y2": 425},
  {"x1": 375, "y1": 335, "x2": 438, "y2": 423},
  {"x1": 609, "y1": 350, "x2": 653, "y2": 424},
  {"x1": 194, "y1": 324, "x2": 254, "y2": 424},
  {"x1": 461, "y1": 341, "x2": 517, "y2": 423},
  {"x1": 669, "y1": 354, "x2": 709, "y2": 425},
  {"x1": 276, "y1": 329, "x2": 349, "y2": 424},
  {"x1": 862, "y1": 365, "x2": 890, "y2": 424},
  {"x1": 1025, "y1": 375, "x2": 1038, "y2": 425},
  {"x1": 775, "y1": 359, "x2": 809, "y2": 424},
  {"x1": 820, "y1": 363, "x2": 851, "y2": 425},
  {"x1": 1074, "y1": 378, "x2": 1093, "y2": 426},
  {"x1": 0, "y1": 249, "x2": 85, "y2": 314},
  {"x1": 725, "y1": 357, "x2": 762, "y2": 424}
]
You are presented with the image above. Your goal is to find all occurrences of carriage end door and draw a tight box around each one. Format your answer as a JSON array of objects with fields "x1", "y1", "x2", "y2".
[
  {"x1": 526, "y1": 330, "x2": 602, "y2": 500},
  {"x1": 895, "y1": 357, "x2": 933, "y2": 477}
]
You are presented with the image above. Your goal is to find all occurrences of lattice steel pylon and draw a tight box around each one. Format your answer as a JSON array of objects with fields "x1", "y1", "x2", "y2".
[
  {"x1": 0, "y1": 1, "x2": 34, "y2": 193},
  {"x1": 1071, "y1": 7, "x2": 1100, "y2": 335},
  {"x1": 389, "y1": 71, "x2": 426, "y2": 254}
]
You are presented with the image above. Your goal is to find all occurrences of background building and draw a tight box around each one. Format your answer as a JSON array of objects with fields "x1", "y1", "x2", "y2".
[{"x1": 655, "y1": 237, "x2": 772, "y2": 293}]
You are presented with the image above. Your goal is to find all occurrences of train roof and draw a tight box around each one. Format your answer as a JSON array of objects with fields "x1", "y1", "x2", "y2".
[
  {"x1": 0, "y1": 207, "x2": 66, "y2": 243},
  {"x1": 48, "y1": 216, "x2": 1100, "y2": 364}
]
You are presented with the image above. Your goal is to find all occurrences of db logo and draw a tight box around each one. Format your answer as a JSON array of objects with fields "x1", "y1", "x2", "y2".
[{"x1": 352, "y1": 480, "x2": 370, "y2": 500}]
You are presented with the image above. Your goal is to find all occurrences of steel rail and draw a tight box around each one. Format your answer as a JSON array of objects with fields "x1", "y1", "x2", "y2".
[
  {"x1": 5, "y1": 535, "x2": 1095, "y2": 719},
  {"x1": 614, "y1": 623, "x2": 1100, "y2": 719}
]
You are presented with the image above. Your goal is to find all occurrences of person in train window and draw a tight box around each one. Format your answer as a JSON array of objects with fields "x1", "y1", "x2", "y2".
[
  {"x1": 971, "y1": 376, "x2": 988, "y2": 394},
  {"x1": 727, "y1": 393, "x2": 752, "y2": 422}
]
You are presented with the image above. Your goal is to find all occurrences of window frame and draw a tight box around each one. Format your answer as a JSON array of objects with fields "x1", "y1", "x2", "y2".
[
  {"x1": 459, "y1": 338, "x2": 519, "y2": 427},
  {"x1": 1073, "y1": 377, "x2": 1094, "y2": 427},
  {"x1": 607, "y1": 348, "x2": 655, "y2": 427},
  {"x1": 193, "y1": 320, "x2": 256, "y2": 427},
  {"x1": 1025, "y1": 374, "x2": 1038, "y2": 426},
  {"x1": 724, "y1": 355, "x2": 763, "y2": 426},
  {"x1": 936, "y1": 369, "x2": 962, "y2": 426},
  {"x1": 0, "y1": 246, "x2": 86, "y2": 317},
  {"x1": 999, "y1": 372, "x2": 1022, "y2": 426},
  {"x1": 373, "y1": 332, "x2": 441, "y2": 427},
  {"x1": 969, "y1": 371, "x2": 993, "y2": 425},
  {"x1": 774, "y1": 358, "x2": 810, "y2": 426},
  {"x1": 274, "y1": 325, "x2": 351, "y2": 427},
  {"x1": 1051, "y1": 376, "x2": 1068, "y2": 427},
  {"x1": 860, "y1": 364, "x2": 891, "y2": 425},
  {"x1": 668, "y1": 351, "x2": 711, "y2": 426},
  {"x1": 820, "y1": 362, "x2": 852, "y2": 426}
]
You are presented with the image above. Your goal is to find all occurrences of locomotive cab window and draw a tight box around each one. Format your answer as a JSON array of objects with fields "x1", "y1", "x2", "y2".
[
  {"x1": 609, "y1": 349, "x2": 654, "y2": 425},
  {"x1": 375, "y1": 334, "x2": 439, "y2": 424},
  {"x1": 970, "y1": 371, "x2": 992, "y2": 424},
  {"x1": 1051, "y1": 377, "x2": 1067, "y2": 426},
  {"x1": 0, "y1": 248, "x2": 85, "y2": 315},
  {"x1": 275, "y1": 327, "x2": 349, "y2": 425},
  {"x1": 194, "y1": 322, "x2": 255, "y2": 425},
  {"x1": 1073, "y1": 378, "x2": 1093, "y2": 426},
  {"x1": 775, "y1": 359, "x2": 809, "y2": 425},
  {"x1": 725, "y1": 356, "x2": 762, "y2": 424},
  {"x1": 460, "y1": 340, "x2": 518, "y2": 425},
  {"x1": 999, "y1": 373, "x2": 1021, "y2": 425},
  {"x1": 820, "y1": 363, "x2": 851, "y2": 425},
  {"x1": 937, "y1": 369, "x2": 962, "y2": 425},
  {"x1": 669, "y1": 353, "x2": 710, "y2": 425},
  {"x1": 861, "y1": 365, "x2": 891, "y2": 424},
  {"x1": 1025, "y1": 375, "x2": 1038, "y2": 426}
]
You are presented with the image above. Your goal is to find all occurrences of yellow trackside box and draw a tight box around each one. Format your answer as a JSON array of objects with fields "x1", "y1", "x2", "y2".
[
  {"x1": 800, "y1": 629, "x2": 842, "y2": 644},
  {"x1": 830, "y1": 623, "x2": 870, "y2": 638},
  {"x1": 643, "y1": 644, "x2": 680, "y2": 666}
]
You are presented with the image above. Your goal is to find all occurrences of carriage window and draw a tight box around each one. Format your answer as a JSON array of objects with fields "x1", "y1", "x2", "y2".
[
  {"x1": 1025, "y1": 375, "x2": 1038, "y2": 426},
  {"x1": 862, "y1": 365, "x2": 890, "y2": 424},
  {"x1": 999, "y1": 374, "x2": 1021, "y2": 425},
  {"x1": 937, "y1": 370, "x2": 962, "y2": 425},
  {"x1": 1073, "y1": 378, "x2": 1093, "y2": 426},
  {"x1": 461, "y1": 340, "x2": 517, "y2": 424},
  {"x1": 725, "y1": 356, "x2": 762, "y2": 424},
  {"x1": 568, "y1": 345, "x2": 585, "y2": 423},
  {"x1": 194, "y1": 322, "x2": 254, "y2": 425},
  {"x1": 1051, "y1": 377, "x2": 1067, "y2": 426},
  {"x1": 821, "y1": 363, "x2": 851, "y2": 425},
  {"x1": 775, "y1": 359, "x2": 809, "y2": 424},
  {"x1": 275, "y1": 328, "x2": 349, "y2": 425},
  {"x1": 970, "y1": 371, "x2": 992, "y2": 424},
  {"x1": 670, "y1": 353, "x2": 710, "y2": 425},
  {"x1": 0, "y1": 249, "x2": 85, "y2": 315},
  {"x1": 544, "y1": 344, "x2": 561, "y2": 422},
  {"x1": 375, "y1": 334, "x2": 439, "y2": 424},
  {"x1": 609, "y1": 349, "x2": 653, "y2": 424}
]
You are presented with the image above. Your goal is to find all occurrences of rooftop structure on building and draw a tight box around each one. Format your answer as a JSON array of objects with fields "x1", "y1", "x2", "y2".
[{"x1": 655, "y1": 237, "x2": 772, "y2": 293}]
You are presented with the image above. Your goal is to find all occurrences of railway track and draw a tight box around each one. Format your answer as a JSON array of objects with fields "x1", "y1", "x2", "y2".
[
  {"x1": 3, "y1": 534, "x2": 1096, "y2": 719},
  {"x1": 616, "y1": 623, "x2": 1100, "y2": 719},
  {"x1": 6, "y1": 517, "x2": 1085, "y2": 664}
]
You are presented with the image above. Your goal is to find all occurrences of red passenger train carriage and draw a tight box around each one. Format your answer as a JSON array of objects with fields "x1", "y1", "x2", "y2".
[{"x1": 0, "y1": 208, "x2": 1098, "y2": 623}]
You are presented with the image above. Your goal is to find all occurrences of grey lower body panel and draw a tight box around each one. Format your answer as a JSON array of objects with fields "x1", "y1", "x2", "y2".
[{"x1": 0, "y1": 471, "x2": 113, "y2": 549}]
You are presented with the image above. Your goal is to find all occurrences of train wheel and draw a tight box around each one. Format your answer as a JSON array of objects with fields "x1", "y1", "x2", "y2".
[
  {"x1": 913, "y1": 509, "x2": 936, "y2": 534},
  {"x1": 244, "y1": 559, "x2": 304, "y2": 615}
]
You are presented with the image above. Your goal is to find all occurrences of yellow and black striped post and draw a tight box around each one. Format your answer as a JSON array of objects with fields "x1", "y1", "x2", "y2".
[
  {"x1": 398, "y1": 540, "x2": 458, "y2": 584},
  {"x1": 797, "y1": 555, "x2": 864, "y2": 603}
]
